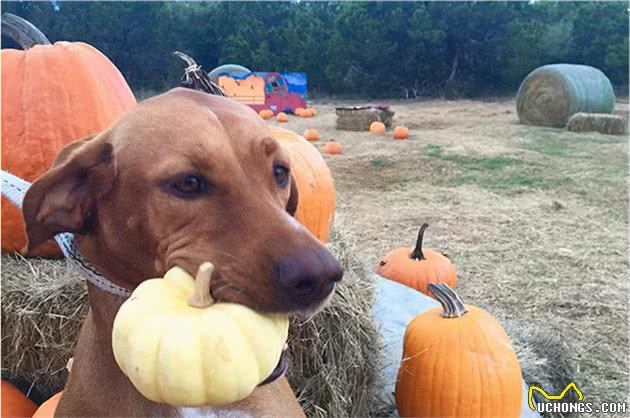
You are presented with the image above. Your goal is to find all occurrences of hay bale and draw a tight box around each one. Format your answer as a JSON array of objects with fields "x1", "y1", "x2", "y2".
[
  {"x1": 1, "y1": 254, "x2": 86, "y2": 400},
  {"x1": 517, "y1": 64, "x2": 615, "y2": 127},
  {"x1": 1, "y1": 226, "x2": 384, "y2": 417},
  {"x1": 336, "y1": 106, "x2": 395, "y2": 131},
  {"x1": 567, "y1": 112, "x2": 628, "y2": 135},
  {"x1": 506, "y1": 320, "x2": 578, "y2": 412}
]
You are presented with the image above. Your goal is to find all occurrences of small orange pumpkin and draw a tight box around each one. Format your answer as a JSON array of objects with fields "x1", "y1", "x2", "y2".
[
  {"x1": 276, "y1": 112, "x2": 289, "y2": 123},
  {"x1": 396, "y1": 283, "x2": 522, "y2": 417},
  {"x1": 294, "y1": 107, "x2": 305, "y2": 117},
  {"x1": 393, "y1": 126, "x2": 409, "y2": 140},
  {"x1": 1, "y1": 380, "x2": 38, "y2": 418},
  {"x1": 370, "y1": 121, "x2": 386, "y2": 135},
  {"x1": 376, "y1": 224, "x2": 456, "y2": 296},
  {"x1": 32, "y1": 392, "x2": 63, "y2": 418},
  {"x1": 301, "y1": 109, "x2": 314, "y2": 118},
  {"x1": 259, "y1": 109, "x2": 274, "y2": 120},
  {"x1": 322, "y1": 140, "x2": 342, "y2": 155},
  {"x1": 303, "y1": 129, "x2": 320, "y2": 142},
  {"x1": 307, "y1": 107, "x2": 317, "y2": 116}
]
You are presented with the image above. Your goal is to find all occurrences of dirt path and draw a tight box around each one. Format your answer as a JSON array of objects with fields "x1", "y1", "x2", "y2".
[{"x1": 269, "y1": 98, "x2": 629, "y2": 411}]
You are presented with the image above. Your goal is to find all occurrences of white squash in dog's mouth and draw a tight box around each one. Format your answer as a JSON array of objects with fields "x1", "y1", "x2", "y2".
[{"x1": 112, "y1": 262, "x2": 289, "y2": 407}]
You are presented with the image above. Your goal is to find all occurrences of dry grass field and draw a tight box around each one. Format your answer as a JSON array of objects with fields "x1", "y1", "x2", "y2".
[{"x1": 271, "y1": 98, "x2": 629, "y2": 414}]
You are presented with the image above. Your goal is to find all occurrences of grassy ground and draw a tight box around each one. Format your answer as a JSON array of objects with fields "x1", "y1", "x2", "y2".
[{"x1": 269, "y1": 98, "x2": 629, "y2": 415}]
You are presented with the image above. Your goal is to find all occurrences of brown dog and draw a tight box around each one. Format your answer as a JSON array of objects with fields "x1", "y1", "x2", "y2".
[{"x1": 22, "y1": 88, "x2": 343, "y2": 417}]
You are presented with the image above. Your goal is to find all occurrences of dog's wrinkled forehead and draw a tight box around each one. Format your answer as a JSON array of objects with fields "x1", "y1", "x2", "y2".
[{"x1": 110, "y1": 88, "x2": 269, "y2": 153}]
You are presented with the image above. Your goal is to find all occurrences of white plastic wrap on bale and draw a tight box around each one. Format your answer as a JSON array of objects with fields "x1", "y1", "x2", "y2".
[{"x1": 372, "y1": 277, "x2": 540, "y2": 418}]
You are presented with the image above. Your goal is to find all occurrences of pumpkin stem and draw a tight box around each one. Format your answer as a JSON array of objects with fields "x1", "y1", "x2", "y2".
[
  {"x1": 174, "y1": 51, "x2": 227, "y2": 97},
  {"x1": 428, "y1": 283, "x2": 468, "y2": 318},
  {"x1": 409, "y1": 223, "x2": 429, "y2": 260},
  {"x1": 188, "y1": 262, "x2": 216, "y2": 309},
  {"x1": 1, "y1": 13, "x2": 51, "y2": 49}
]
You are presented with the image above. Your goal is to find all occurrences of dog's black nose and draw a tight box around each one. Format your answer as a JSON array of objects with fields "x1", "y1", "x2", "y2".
[{"x1": 275, "y1": 248, "x2": 343, "y2": 306}]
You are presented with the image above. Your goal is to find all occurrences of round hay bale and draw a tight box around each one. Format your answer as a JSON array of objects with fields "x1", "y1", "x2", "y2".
[
  {"x1": 517, "y1": 64, "x2": 615, "y2": 128},
  {"x1": 1, "y1": 227, "x2": 384, "y2": 417},
  {"x1": 567, "y1": 112, "x2": 628, "y2": 135}
]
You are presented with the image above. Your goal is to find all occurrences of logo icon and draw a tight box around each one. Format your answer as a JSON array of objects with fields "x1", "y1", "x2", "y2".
[{"x1": 528, "y1": 382, "x2": 584, "y2": 410}]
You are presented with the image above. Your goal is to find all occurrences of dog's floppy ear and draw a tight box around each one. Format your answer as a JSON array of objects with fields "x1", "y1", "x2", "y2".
[
  {"x1": 22, "y1": 135, "x2": 115, "y2": 251},
  {"x1": 286, "y1": 175, "x2": 299, "y2": 216}
]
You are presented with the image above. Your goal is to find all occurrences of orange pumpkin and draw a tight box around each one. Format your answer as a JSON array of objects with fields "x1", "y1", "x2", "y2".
[
  {"x1": 396, "y1": 283, "x2": 522, "y2": 417},
  {"x1": 259, "y1": 109, "x2": 274, "y2": 120},
  {"x1": 32, "y1": 392, "x2": 62, "y2": 418},
  {"x1": 276, "y1": 112, "x2": 289, "y2": 122},
  {"x1": 307, "y1": 107, "x2": 317, "y2": 116},
  {"x1": 303, "y1": 129, "x2": 320, "y2": 142},
  {"x1": 393, "y1": 126, "x2": 410, "y2": 140},
  {"x1": 376, "y1": 224, "x2": 456, "y2": 296},
  {"x1": 322, "y1": 140, "x2": 342, "y2": 155},
  {"x1": 1, "y1": 15, "x2": 136, "y2": 256},
  {"x1": 294, "y1": 107, "x2": 305, "y2": 117},
  {"x1": 369, "y1": 121, "x2": 386, "y2": 135},
  {"x1": 269, "y1": 126, "x2": 335, "y2": 242},
  {"x1": 1, "y1": 380, "x2": 38, "y2": 418}
]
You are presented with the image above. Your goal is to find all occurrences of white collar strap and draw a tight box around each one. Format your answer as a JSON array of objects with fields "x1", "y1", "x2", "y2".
[{"x1": 1, "y1": 170, "x2": 132, "y2": 298}]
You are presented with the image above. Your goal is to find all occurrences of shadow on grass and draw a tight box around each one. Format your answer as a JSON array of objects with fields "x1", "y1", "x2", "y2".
[{"x1": 424, "y1": 144, "x2": 574, "y2": 192}]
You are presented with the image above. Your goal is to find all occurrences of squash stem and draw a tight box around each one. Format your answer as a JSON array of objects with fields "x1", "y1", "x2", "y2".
[
  {"x1": 174, "y1": 51, "x2": 227, "y2": 97},
  {"x1": 428, "y1": 283, "x2": 468, "y2": 318},
  {"x1": 409, "y1": 223, "x2": 429, "y2": 260},
  {"x1": 188, "y1": 262, "x2": 215, "y2": 308},
  {"x1": 1, "y1": 13, "x2": 51, "y2": 49}
]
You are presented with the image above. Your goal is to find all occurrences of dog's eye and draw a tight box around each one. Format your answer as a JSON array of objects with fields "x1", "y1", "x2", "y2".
[
  {"x1": 273, "y1": 164, "x2": 290, "y2": 188},
  {"x1": 171, "y1": 175, "x2": 206, "y2": 195}
]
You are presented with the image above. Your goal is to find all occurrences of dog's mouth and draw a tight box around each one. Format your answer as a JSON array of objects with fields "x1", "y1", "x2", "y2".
[{"x1": 259, "y1": 349, "x2": 289, "y2": 386}]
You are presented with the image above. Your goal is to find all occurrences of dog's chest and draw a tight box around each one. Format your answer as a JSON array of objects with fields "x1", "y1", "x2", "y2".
[{"x1": 177, "y1": 407, "x2": 256, "y2": 418}]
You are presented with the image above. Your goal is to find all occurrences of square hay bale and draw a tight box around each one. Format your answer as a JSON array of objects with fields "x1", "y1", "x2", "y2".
[
  {"x1": 1, "y1": 226, "x2": 386, "y2": 417},
  {"x1": 335, "y1": 106, "x2": 395, "y2": 131},
  {"x1": 567, "y1": 112, "x2": 628, "y2": 135}
]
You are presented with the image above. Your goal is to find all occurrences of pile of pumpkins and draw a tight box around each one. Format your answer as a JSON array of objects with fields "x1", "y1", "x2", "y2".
[
  {"x1": 258, "y1": 107, "x2": 316, "y2": 122},
  {"x1": 376, "y1": 224, "x2": 523, "y2": 417}
]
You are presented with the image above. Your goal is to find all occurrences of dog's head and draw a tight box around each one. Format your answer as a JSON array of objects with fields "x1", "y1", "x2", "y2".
[{"x1": 22, "y1": 88, "x2": 342, "y2": 313}]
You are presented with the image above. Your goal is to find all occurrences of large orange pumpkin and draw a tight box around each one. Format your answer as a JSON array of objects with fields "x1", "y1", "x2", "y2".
[
  {"x1": 1, "y1": 380, "x2": 38, "y2": 418},
  {"x1": 376, "y1": 223, "x2": 456, "y2": 296},
  {"x1": 269, "y1": 126, "x2": 335, "y2": 242},
  {"x1": 396, "y1": 283, "x2": 522, "y2": 417},
  {"x1": 32, "y1": 392, "x2": 62, "y2": 418},
  {"x1": 1, "y1": 14, "x2": 136, "y2": 256}
]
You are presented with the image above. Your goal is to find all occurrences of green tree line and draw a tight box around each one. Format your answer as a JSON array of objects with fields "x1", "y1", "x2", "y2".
[{"x1": 2, "y1": 1, "x2": 628, "y2": 98}]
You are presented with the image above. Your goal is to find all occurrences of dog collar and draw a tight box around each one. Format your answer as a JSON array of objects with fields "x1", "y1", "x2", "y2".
[{"x1": 1, "y1": 170, "x2": 132, "y2": 298}]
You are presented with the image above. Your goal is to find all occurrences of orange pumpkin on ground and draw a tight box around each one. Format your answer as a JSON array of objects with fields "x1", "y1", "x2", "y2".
[
  {"x1": 301, "y1": 108, "x2": 314, "y2": 118},
  {"x1": 369, "y1": 121, "x2": 386, "y2": 135},
  {"x1": 294, "y1": 107, "x2": 305, "y2": 117},
  {"x1": 396, "y1": 283, "x2": 522, "y2": 418},
  {"x1": 1, "y1": 14, "x2": 136, "y2": 256},
  {"x1": 32, "y1": 392, "x2": 63, "y2": 418},
  {"x1": 276, "y1": 112, "x2": 289, "y2": 122},
  {"x1": 307, "y1": 107, "x2": 317, "y2": 116},
  {"x1": 259, "y1": 109, "x2": 274, "y2": 120},
  {"x1": 376, "y1": 223, "x2": 456, "y2": 296},
  {"x1": 322, "y1": 140, "x2": 342, "y2": 155},
  {"x1": 1, "y1": 380, "x2": 38, "y2": 418},
  {"x1": 303, "y1": 129, "x2": 320, "y2": 142},
  {"x1": 393, "y1": 126, "x2": 410, "y2": 140},
  {"x1": 269, "y1": 126, "x2": 335, "y2": 242}
]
